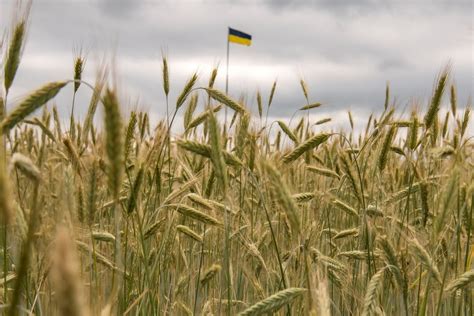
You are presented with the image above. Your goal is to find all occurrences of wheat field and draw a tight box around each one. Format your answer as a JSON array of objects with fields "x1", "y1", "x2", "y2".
[{"x1": 0, "y1": 7, "x2": 473, "y2": 316}]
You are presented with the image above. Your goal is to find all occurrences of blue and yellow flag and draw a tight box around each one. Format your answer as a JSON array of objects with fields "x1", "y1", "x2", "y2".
[{"x1": 228, "y1": 27, "x2": 252, "y2": 46}]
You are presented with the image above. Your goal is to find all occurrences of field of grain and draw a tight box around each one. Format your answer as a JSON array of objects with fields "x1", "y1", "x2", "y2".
[{"x1": 0, "y1": 7, "x2": 473, "y2": 316}]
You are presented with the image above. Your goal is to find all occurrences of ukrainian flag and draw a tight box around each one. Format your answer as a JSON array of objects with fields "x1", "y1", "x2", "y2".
[{"x1": 228, "y1": 27, "x2": 252, "y2": 46}]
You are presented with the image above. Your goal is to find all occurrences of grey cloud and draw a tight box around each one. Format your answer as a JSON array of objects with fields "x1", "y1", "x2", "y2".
[
  {"x1": 263, "y1": 0, "x2": 384, "y2": 12},
  {"x1": 378, "y1": 58, "x2": 411, "y2": 71},
  {"x1": 0, "y1": 0, "x2": 471, "y2": 127},
  {"x1": 96, "y1": 0, "x2": 142, "y2": 18},
  {"x1": 263, "y1": 0, "x2": 471, "y2": 13}
]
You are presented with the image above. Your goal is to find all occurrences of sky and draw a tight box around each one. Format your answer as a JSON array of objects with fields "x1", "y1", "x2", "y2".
[{"x1": 0, "y1": 0, "x2": 472, "y2": 132}]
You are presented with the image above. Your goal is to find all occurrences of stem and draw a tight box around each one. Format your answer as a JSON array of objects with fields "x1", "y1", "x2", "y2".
[
  {"x1": 244, "y1": 167, "x2": 287, "y2": 289},
  {"x1": 9, "y1": 180, "x2": 40, "y2": 316},
  {"x1": 1, "y1": 93, "x2": 8, "y2": 306},
  {"x1": 193, "y1": 224, "x2": 206, "y2": 315},
  {"x1": 70, "y1": 92, "x2": 77, "y2": 138}
]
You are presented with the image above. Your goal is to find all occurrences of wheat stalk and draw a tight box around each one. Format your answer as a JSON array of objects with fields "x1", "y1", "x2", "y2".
[
  {"x1": 361, "y1": 266, "x2": 387, "y2": 316},
  {"x1": 264, "y1": 161, "x2": 301, "y2": 235},
  {"x1": 424, "y1": 65, "x2": 450, "y2": 129},
  {"x1": 51, "y1": 228, "x2": 87, "y2": 316},
  {"x1": 208, "y1": 67, "x2": 218, "y2": 89},
  {"x1": 306, "y1": 165, "x2": 340, "y2": 179},
  {"x1": 292, "y1": 192, "x2": 315, "y2": 203},
  {"x1": 300, "y1": 79, "x2": 309, "y2": 101},
  {"x1": 315, "y1": 118, "x2": 331, "y2": 125},
  {"x1": 332, "y1": 199, "x2": 358, "y2": 217},
  {"x1": 444, "y1": 269, "x2": 474, "y2": 293},
  {"x1": 460, "y1": 106, "x2": 471, "y2": 137},
  {"x1": 92, "y1": 231, "x2": 116, "y2": 243},
  {"x1": 299, "y1": 103, "x2": 321, "y2": 111},
  {"x1": 63, "y1": 137, "x2": 83, "y2": 176},
  {"x1": 73, "y1": 55, "x2": 85, "y2": 93},
  {"x1": 450, "y1": 84, "x2": 457, "y2": 117},
  {"x1": 410, "y1": 238, "x2": 442, "y2": 283},
  {"x1": 277, "y1": 120, "x2": 299, "y2": 143},
  {"x1": 124, "y1": 111, "x2": 137, "y2": 163},
  {"x1": 1, "y1": 81, "x2": 68, "y2": 133},
  {"x1": 176, "y1": 73, "x2": 198, "y2": 109},
  {"x1": 86, "y1": 160, "x2": 98, "y2": 225},
  {"x1": 185, "y1": 104, "x2": 222, "y2": 131},
  {"x1": 162, "y1": 55, "x2": 170, "y2": 97},
  {"x1": 282, "y1": 133, "x2": 331, "y2": 163},
  {"x1": 167, "y1": 204, "x2": 222, "y2": 226},
  {"x1": 11, "y1": 153, "x2": 41, "y2": 181},
  {"x1": 183, "y1": 93, "x2": 198, "y2": 130},
  {"x1": 208, "y1": 109, "x2": 227, "y2": 192},
  {"x1": 102, "y1": 88, "x2": 124, "y2": 200},
  {"x1": 177, "y1": 225, "x2": 203, "y2": 243},
  {"x1": 4, "y1": 19, "x2": 26, "y2": 93},
  {"x1": 0, "y1": 159, "x2": 13, "y2": 224},
  {"x1": 200, "y1": 264, "x2": 221, "y2": 286},
  {"x1": 205, "y1": 88, "x2": 246, "y2": 113},
  {"x1": 82, "y1": 67, "x2": 107, "y2": 141},
  {"x1": 238, "y1": 288, "x2": 306, "y2": 316},
  {"x1": 384, "y1": 82, "x2": 390, "y2": 110},
  {"x1": 186, "y1": 193, "x2": 214, "y2": 211},
  {"x1": 378, "y1": 237, "x2": 405, "y2": 292},
  {"x1": 333, "y1": 228, "x2": 359, "y2": 240},
  {"x1": 126, "y1": 166, "x2": 144, "y2": 215},
  {"x1": 268, "y1": 80, "x2": 277, "y2": 108},
  {"x1": 0, "y1": 96, "x2": 5, "y2": 121},
  {"x1": 256, "y1": 91, "x2": 263, "y2": 118},
  {"x1": 176, "y1": 139, "x2": 242, "y2": 166},
  {"x1": 378, "y1": 125, "x2": 397, "y2": 171}
]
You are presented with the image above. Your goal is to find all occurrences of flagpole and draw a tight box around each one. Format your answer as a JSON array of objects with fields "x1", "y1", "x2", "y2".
[{"x1": 225, "y1": 28, "x2": 230, "y2": 129}]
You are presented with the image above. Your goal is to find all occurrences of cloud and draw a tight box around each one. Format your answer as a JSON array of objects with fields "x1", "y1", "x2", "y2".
[
  {"x1": 263, "y1": 0, "x2": 384, "y2": 13},
  {"x1": 263, "y1": 0, "x2": 472, "y2": 13},
  {"x1": 96, "y1": 0, "x2": 141, "y2": 18},
  {"x1": 0, "y1": 0, "x2": 471, "y2": 128},
  {"x1": 377, "y1": 58, "x2": 411, "y2": 71}
]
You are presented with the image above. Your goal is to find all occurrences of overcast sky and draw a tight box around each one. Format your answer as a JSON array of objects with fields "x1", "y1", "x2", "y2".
[{"x1": 0, "y1": 0, "x2": 472, "y2": 131}]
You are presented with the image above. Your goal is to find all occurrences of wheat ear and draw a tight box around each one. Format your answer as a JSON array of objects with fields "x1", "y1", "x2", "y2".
[
  {"x1": 410, "y1": 238, "x2": 442, "y2": 283},
  {"x1": 4, "y1": 19, "x2": 26, "y2": 93},
  {"x1": 0, "y1": 158, "x2": 13, "y2": 224},
  {"x1": 176, "y1": 73, "x2": 198, "y2": 109},
  {"x1": 1, "y1": 81, "x2": 68, "y2": 134},
  {"x1": 424, "y1": 65, "x2": 450, "y2": 129},
  {"x1": 282, "y1": 133, "x2": 332, "y2": 163},
  {"x1": 205, "y1": 88, "x2": 246, "y2": 113},
  {"x1": 444, "y1": 269, "x2": 474, "y2": 293},
  {"x1": 102, "y1": 88, "x2": 123, "y2": 200},
  {"x1": 167, "y1": 204, "x2": 222, "y2": 226},
  {"x1": 238, "y1": 288, "x2": 306, "y2": 316},
  {"x1": 277, "y1": 120, "x2": 299, "y2": 143},
  {"x1": 361, "y1": 266, "x2": 387, "y2": 316}
]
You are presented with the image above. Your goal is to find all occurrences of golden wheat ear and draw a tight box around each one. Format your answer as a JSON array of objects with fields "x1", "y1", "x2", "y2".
[
  {"x1": 424, "y1": 65, "x2": 450, "y2": 130},
  {"x1": 1, "y1": 81, "x2": 68, "y2": 134},
  {"x1": 4, "y1": 20, "x2": 26, "y2": 93},
  {"x1": 362, "y1": 266, "x2": 388, "y2": 316},
  {"x1": 162, "y1": 55, "x2": 170, "y2": 97},
  {"x1": 200, "y1": 264, "x2": 222, "y2": 286},
  {"x1": 205, "y1": 88, "x2": 247, "y2": 114},
  {"x1": 0, "y1": 157, "x2": 14, "y2": 224},
  {"x1": 282, "y1": 133, "x2": 332, "y2": 163},
  {"x1": 444, "y1": 269, "x2": 474, "y2": 293},
  {"x1": 102, "y1": 88, "x2": 124, "y2": 200},
  {"x1": 238, "y1": 288, "x2": 306, "y2": 316},
  {"x1": 176, "y1": 73, "x2": 198, "y2": 109},
  {"x1": 73, "y1": 52, "x2": 85, "y2": 93}
]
